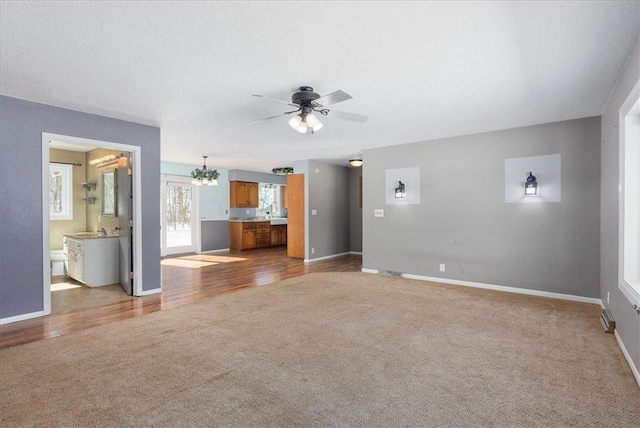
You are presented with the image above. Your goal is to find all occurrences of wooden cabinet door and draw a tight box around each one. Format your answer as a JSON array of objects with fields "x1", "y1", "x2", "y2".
[
  {"x1": 237, "y1": 182, "x2": 249, "y2": 207},
  {"x1": 248, "y1": 182, "x2": 259, "y2": 207},
  {"x1": 280, "y1": 227, "x2": 287, "y2": 244},
  {"x1": 242, "y1": 229, "x2": 256, "y2": 249},
  {"x1": 271, "y1": 227, "x2": 281, "y2": 245}
]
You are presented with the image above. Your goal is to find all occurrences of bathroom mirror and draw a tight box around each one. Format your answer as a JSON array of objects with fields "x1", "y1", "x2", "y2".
[{"x1": 101, "y1": 169, "x2": 117, "y2": 217}]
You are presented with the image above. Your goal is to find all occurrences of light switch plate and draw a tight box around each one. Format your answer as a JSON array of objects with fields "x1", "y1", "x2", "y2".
[{"x1": 374, "y1": 209, "x2": 384, "y2": 217}]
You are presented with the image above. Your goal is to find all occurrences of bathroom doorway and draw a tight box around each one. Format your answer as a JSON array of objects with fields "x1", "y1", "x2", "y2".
[{"x1": 42, "y1": 133, "x2": 144, "y2": 316}]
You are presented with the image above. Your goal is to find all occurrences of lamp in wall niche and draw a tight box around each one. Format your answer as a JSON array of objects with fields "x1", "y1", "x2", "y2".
[
  {"x1": 349, "y1": 159, "x2": 363, "y2": 167},
  {"x1": 395, "y1": 181, "x2": 406, "y2": 199},
  {"x1": 191, "y1": 156, "x2": 220, "y2": 186},
  {"x1": 525, "y1": 172, "x2": 538, "y2": 196}
]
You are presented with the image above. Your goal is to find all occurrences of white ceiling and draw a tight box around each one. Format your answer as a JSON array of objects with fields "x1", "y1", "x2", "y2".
[{"x1": 1, "y1": 1, "x2": 639, "y2": 173}]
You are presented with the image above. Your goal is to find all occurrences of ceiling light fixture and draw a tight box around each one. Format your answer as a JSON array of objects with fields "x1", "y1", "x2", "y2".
[
  {"x1": 288, "y1": 111, "x2": 324, "y2": 134},
  {"x1": 191, "y1": 156, "x2": 219, "y2": 186},
  {"x1": 525, "y1": 172, "x2": 538, "y2": 195},
  {"x1": 349, "y1": 159, "x2": 363, "y2": 167}
]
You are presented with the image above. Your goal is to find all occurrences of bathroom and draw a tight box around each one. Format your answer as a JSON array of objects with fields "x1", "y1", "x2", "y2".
[{"x1": 49, "y1": 141, "x2": 129, "y2": 312}]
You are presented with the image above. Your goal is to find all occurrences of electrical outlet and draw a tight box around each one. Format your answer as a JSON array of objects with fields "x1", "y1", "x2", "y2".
[
  {"x1": 312, "y1": 248, "x2": 315, "y2": 254},
  {"x1": 607, "y1": 291, "x2": 610, "y2": 304},
  {"x1": 440, "y1": 264, "x2": 445, "y2": 272},
  {"x1": 312, "y1": 209, "x2": 317, "y2": 215},
  {"x1": 246, "y1": 209, "x2": 250, "y2": 214},
  {"x1": 374, "y1": 209, "x2": 384, "y2": 217}
]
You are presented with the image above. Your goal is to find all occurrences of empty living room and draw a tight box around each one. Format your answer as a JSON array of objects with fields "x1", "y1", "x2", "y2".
[{"x1": 1, "y1": 1, "x2": 639, "y2": 427}]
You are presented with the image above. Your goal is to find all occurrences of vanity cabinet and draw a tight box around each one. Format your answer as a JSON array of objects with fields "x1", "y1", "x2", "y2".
[
  {"x1": 230, "y1": 181, "x2": 259, "y2": 208},
  {"x1": 64, "y1": 236, "x2": 119, "y2": 287}
]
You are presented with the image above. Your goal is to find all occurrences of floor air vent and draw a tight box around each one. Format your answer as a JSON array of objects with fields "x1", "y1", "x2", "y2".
[
  {"x1": 600, "y1": 309, "x2": 615, "y2": 334},
  {"x1": 379, "y1": 270, "x2": 402, "y2": 278}
]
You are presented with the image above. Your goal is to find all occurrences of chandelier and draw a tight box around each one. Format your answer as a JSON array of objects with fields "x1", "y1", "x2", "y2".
[{"x1": 191, "y1": 156, "x2": 219, "y2": 186}]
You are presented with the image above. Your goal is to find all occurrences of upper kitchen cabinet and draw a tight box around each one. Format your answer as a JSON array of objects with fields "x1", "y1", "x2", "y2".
[{"x1": 230, "y1": 181, "x2": 259, "y2": 208}]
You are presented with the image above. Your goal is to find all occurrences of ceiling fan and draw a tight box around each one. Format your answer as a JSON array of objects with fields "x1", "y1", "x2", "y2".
[{"x1": 250, "y1": 86, "x2": 369, "y2": 134}]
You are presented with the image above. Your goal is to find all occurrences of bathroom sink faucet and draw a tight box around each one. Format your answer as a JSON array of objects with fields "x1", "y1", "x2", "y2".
[{"x1": 97, "y1": 227, "x2": 107, "y2": 235}]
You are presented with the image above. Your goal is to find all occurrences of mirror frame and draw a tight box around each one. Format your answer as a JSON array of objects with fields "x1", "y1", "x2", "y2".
[{"x1": 101, "y1": 169, "x2": 118, "y2": 217}]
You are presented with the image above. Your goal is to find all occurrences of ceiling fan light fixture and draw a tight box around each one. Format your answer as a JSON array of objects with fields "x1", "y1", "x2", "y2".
[
  {"x1": 297, "y1": 122, "x2": 308, "y2": 133},
  {"x1": 311, "y1": 121, "x2": 323, "y2": 133},
  {"x1": 305, "y1": 113, "x2": 319, "y2": 127},
  {"x1": 288, "y1": 115, "x2": 302, "y2": 130}
]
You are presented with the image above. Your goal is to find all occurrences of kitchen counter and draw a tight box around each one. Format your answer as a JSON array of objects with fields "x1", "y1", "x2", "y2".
[
  {"x1": 229, "y1": 218, "x2": 288, "y2": 225},
  {"x1": 63, "y1": 232, "x2": 119, "y2": 239}
]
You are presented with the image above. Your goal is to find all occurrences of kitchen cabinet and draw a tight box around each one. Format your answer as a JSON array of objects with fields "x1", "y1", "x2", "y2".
[
  {"x1": 255, "y1": 221, "x2": 271, "y2": 248},
  {"x1": 230, "y1": 222, "x2": 287, "y2": 250},
  {"x1": 230, "y1": 181, "x2": 259, "y2": 208},
  {"x1": 63, "y1": 235, "x2": 119, "y2": 287},
  {"x1": 270, "y1": 225, "x2": 287, "y2": 246}
]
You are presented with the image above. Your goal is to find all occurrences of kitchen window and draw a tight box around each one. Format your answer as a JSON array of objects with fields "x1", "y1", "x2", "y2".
[
  {"x1": 256, "y1": 183, "x2": 281, "y2": 217},
  {"x1": 49, "y1": 163, "x2": 73, "y2": 220}
]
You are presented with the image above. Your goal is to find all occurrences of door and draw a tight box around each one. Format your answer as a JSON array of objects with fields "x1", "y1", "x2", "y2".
[
  {"x1": 287, "y1": 174, "x2": 305, "y2": 258},
  {"x1": 242, "y1": 229, "x2": 256, "y2": 249},
  {"x1": 117, "y1": 153, "x2": 133, "y2": 295},
  {"x1": 162, "y1": 181, "x2": 197, "y2": 255}
]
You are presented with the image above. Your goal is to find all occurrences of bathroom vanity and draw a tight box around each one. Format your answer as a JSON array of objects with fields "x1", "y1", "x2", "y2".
[{"x1": 63, "y1": 233, "x2": 119, "y2": 287}]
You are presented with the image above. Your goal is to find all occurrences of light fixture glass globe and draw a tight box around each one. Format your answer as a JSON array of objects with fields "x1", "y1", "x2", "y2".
[
  {"x1": 209, "y1": 179, "x2": 218, "y2": 186},
  {"x1": 349, "y1": 159, "x2": 363, "y2": 167},
  {"x1": 202, "y1": 177, "x2": 209, "y2": 185},
  {"x1": 305, "y1": 113, "x2": 319, "y2": 127},
  {"x1": 288, "y1": 115, "x2": 302, "y2": 130},
  {"x1": 311, "y1": 120, "x2": 323, "y2": 133},
  {"x1": 297, "y1": 122, "x2": 308, "y2": 133}
]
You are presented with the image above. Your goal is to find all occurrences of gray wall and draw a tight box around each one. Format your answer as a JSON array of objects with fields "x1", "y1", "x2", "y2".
[
  {"x1": 601, "y1": 38, "x2": 640, "y2": 372},
  {"x1": 228, "y1": 169, "x2": 286, "y2": 185},
  {"x1": 350, "y1": 167, "x2": 363, "y2": 252},
  {"x1": 363, "y1": 117, "x2": 601, "y2": 298},
  {"x1": 201, "y1": 220, "x2": 230, "y2": 251},
  {"x1": 307, "y1": 160, "x2": 351, "y2": 260},
  {"x1": 0, "y1": 96, "x2": 161, "y2": 319}
]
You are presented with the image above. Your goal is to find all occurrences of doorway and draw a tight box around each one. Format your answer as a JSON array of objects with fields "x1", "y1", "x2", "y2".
[
  {"x1": 161, "y1": 180, "x2": 199, "y2": 256},
  {"x1": 42, "y1": 133, "x2": 144, "y2": 316}
]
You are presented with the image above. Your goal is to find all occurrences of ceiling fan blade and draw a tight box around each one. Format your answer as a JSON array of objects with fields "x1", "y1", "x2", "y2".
[
  {"x1": 249, "y1": 113, "x2": 289, "y2": 124},
  {"x1": 330, "y1": 110, "x2": 369, "y2": 123},
  {"x1": 314, "y1": 90, "x2": 353, "y2": 106},
  {"x1": 252, "y1": 94, "x2": 297, "y2": 107}
]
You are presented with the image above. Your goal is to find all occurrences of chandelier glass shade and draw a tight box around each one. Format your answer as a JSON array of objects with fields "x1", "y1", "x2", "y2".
[
  {"x1": 191, "y1": 156, "x2": 220, "y2": 186},
  {"x1": 288, "y1": 112, "x2": 323, "y2": 134}
]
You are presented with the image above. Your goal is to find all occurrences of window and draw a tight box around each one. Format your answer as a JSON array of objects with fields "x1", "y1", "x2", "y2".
[
  {"x1": 49, "y1": 163, "x2": 73, "y2": 220},
  {"x1": 619, "y1": 82, "x2": 640, "y2": 310},
  {"x1": 256, "y1": 183, "x2": 281, "y2": 217}
]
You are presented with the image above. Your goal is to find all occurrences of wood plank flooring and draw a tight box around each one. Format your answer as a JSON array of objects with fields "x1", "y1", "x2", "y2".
[{"x1": 0, "y1": 247, "x2": 361, "y2": 349}]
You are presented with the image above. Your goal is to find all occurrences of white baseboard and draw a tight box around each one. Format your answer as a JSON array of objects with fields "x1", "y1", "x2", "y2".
[
  {"x1": 361, "y1": 268, "x2": 379, "y2": 274},
  {"x1": 0, "y1": 310, "x2": 45, "y2": 325},
  {"x1": 614, "y1": 330, "x2": 640, "y2": 389},
  {"x1": 349, "y1": 251, "x2": 363, "y2": 255},
  {"x1": 141, "y1": 288, "x2": 162, "y2": 296},
  {"x1": 360, "y1": 269, "x2": 602, "y2": 305},
  {"x1": 304, "y1": 252, "x2": 351, "y2": 263},
  {"x1": 198, "y1": 248, "x2": 230, "y2": 254}
]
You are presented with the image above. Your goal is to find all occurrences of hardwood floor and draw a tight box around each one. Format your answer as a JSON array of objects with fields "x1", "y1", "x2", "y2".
[{"x1": 0, "y1": 247, "x2": 362, "y2": 348}]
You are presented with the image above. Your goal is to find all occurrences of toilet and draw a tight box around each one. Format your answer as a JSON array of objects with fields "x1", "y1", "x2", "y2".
[{"x1": 50, "y1": 250, "x2": 66, "y2": 276}]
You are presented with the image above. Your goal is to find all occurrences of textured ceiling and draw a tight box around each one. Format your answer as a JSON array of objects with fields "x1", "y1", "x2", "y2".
[{"x1": 1, "y1": 1, "x2": 639, "y2": 172}]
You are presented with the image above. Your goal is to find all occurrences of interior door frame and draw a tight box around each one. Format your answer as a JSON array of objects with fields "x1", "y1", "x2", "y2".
[
  {"x1": 161, "y1": 176, "x2": 200, "y2": 257},
  {"x1": 42, "y1": 133, "x2": 144, "y2": 315}
]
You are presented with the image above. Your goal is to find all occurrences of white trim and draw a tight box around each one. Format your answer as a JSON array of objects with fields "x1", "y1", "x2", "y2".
[
  {"x1": 141, "y1": 288, "x2": 162, "y2": 296},
  {"x1": 614, "y1": 330, "x2": 640, "y2": 389},
  {"x1": 0, "y1": 311, "x2": 46, "y2": 325},
  {"x1": 401, "y1": 273, "x2": 602, "y2": 304},
  {"x1": 199, "y1": 248, "x2": 230, "y2": 254},
  {"x1": 304, "y1": 251, "x2": 351, "y2": 263},
  {"x1": 349, "y1": 251, "x2": 363, "y2": 255},
  {"x1": 361, "y1": 268, "x2": 379, "y2": 274},
  {"x1": 620, "y1": 280, "x2": 640, "y2": 308},
  {"x1": 618, "y1": 76, "x2": 640, "y2": 308},
  {"x1": 42, "y1": 133, "x2": 145, "y2": 309}
]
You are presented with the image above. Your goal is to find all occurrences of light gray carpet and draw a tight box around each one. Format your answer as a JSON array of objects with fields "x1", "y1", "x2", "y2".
[{"x1": 1, "y1": 273, "x2": 639, "y2": 427}]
